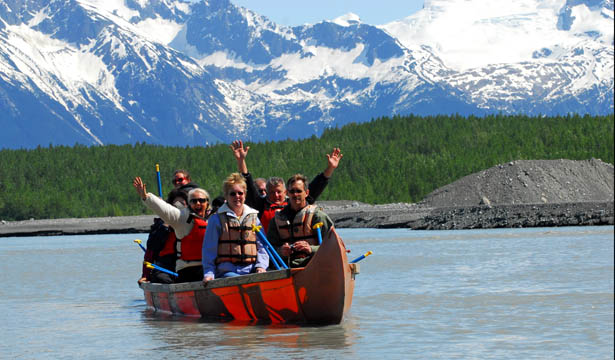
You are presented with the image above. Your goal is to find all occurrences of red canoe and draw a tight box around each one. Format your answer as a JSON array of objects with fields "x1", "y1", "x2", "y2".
[{"x1": 139, "y1": 228, "x2": 359, "y2": 324}]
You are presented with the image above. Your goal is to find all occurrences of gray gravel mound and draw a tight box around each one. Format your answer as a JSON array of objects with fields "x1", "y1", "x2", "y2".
[
  {"x1": 318, "y1": 158, "x2": 613, "y2": 229},
  {"x1": 420, "y1": 158, "x2": 614, "y2": 207}
]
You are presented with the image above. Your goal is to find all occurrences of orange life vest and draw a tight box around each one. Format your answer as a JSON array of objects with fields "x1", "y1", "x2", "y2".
[
  {"x1": 216, "y1": 212, "x2": 259, "y2": 265},
  {"x1": 176, "y1": 216, "x2": 207, "y2": 261},
  {"x1": 260, "y1": 201, "x2": 286, "y2": 233},
  {"x1": 273, "y1": 204, "x2": 318, "y2": 245}
]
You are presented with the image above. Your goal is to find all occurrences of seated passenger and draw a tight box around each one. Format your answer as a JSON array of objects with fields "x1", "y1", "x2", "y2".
[
  {"x1": 254, "y1": 177, "x2": 267, "y2": 198},
  {"x1": 202, "y1": 173, "x2": 269, "y2": 282},
  {"x1": 138, "y1": 188, "x2": 189, "y2": 284},
  {"x1": 267, "y1": 174, "x2": 335, "y2": 268},
  {"x1": 171, "y1": 169, "x2": 192, "y2": 189},
  {"x1": 133, "y1": 177, "x2": 210, "y2": 282}
]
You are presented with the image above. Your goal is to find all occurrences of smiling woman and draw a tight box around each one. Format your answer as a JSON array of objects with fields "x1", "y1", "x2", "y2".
[
  {"x1": 201, "y1": 172, "x2": 269, "y2": 282},
  {"x1": 131, "y1": 176, "x2": 208, "y2": 282}
]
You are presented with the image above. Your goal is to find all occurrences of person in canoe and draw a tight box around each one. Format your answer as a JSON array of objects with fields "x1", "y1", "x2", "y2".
[
  {"x1": 133, "y1": 176, "x2": 210, "y2": 282},
  {"x1": 138, "y1": 188, "x2": 189, "y2": 284},
  {"x1": 230, "y1": 140, "x2": 343, "y2": 234},
  {"x1": 267, "y1": 174, "x2": 335, "y2": 268},
  {"x1": 201, "y1": 173, "x2": 269, "y2": 283},
  {"x1": 254, "y1": 177, "x2": 267, "y2": 198}
]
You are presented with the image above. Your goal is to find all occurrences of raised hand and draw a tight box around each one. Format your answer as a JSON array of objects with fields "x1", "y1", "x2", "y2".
[
  {"x1": 324, "y1": 147, "x2": 343, "y2": 177},
  {"x1": 230, "y1": 140, "x2": 250, "y2": 173},
  {"x1": 132, "y1": 177, "x2": 148, "y2": 200},
  {"x1": 230, "y1": 140, "x2": 250, "y2": 161}
]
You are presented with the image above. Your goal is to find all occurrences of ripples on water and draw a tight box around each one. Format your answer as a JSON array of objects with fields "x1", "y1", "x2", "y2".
[{"x1": 0, "y1": 226, "x2": 612, "y2": 359}]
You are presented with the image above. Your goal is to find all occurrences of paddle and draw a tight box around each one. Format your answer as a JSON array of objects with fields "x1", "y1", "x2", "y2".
[
  {"x1": 133, "y1": 239, "x2": 146, "y2": 252},
  {"x1": 264, "y1": 249, "x2": 281, "y2": 270},
  {"x1": 350, "y1": 251, "x2": 373, "y2": 263},
  {"x1": 312, "y1": 222, "x2": 324, "y2": 244},
  {"x1": 252, "y1": 224, "x2": 288, "y2": 270},
  {"x1": 155, "y1": 163, "x2": 163, "y2": 197},
  {"x1": 144, "y1": 261, "x2": 178, "y2": 277},
  {"x1": 133, "y1": 239, "x2": 178, "y2": 277}
]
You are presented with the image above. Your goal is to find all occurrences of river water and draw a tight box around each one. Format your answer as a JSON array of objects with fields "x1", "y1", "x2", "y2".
[{"x1": 1, "y1": 226, "x2": 613, "y2": 359}]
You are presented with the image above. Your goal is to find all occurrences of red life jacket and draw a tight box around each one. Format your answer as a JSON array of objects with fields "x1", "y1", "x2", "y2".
[
  {"x1": 158, "y1": 231, "x2": 177, "y2": 257},
  {"x1": 260, "y1": 201, "x2": 286, "y2": 234},
  {"x1": 176, "y1": 217, "x2": 207, "y2": 261}
]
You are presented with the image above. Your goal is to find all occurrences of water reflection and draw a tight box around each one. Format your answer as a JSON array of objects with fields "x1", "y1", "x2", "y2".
[{"x1": 139, "y1": 307, "x2": 357, "y2": 353}]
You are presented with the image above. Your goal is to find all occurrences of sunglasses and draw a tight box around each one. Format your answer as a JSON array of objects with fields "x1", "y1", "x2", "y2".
[
  {"x1": 288, "y1": 189, "x2": 304, "y2": 194},
  {"x1": 229, "y1": 191, "x2": 244, "y2": 197},
  {"x1": 173, "y1": 177, "x2": 186, "y2": 184},
  {"x1": 189, "y1": 198, "x2": 208, "y2": 204}
]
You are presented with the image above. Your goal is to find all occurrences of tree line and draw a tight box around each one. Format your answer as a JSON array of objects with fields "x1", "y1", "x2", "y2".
[{"x1": 0, "y1": 113, "x2": 612, "y2": 221}]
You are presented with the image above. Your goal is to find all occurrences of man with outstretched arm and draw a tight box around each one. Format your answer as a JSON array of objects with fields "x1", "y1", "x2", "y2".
[{"x1": 230, "y1": 140, "x2": 342, "y2": 233}]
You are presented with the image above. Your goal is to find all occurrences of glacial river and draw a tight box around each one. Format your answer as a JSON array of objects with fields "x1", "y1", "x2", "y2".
[{"x1": 1, "y1": 226, "x2": 613, "y2": 359}]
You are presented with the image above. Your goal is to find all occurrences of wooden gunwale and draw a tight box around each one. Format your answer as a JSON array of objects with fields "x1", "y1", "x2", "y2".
[{"x1": 140, "y1": 268, "x2": 301, "y2": 293}]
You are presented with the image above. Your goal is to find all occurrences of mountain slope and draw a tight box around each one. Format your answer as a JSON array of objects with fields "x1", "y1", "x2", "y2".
[{"x1": 0, "y1": 0, "x2": 612, "y2": 148}]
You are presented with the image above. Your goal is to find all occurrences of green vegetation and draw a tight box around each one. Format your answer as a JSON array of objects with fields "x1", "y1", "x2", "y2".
[{"x1": 0, "y1": 113, "x2": 612, "y2": 221}]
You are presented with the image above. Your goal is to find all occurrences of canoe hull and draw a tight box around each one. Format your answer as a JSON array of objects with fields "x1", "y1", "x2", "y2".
[{"x1": 140, "y1": 228, "x2": 358, "y2": 324}]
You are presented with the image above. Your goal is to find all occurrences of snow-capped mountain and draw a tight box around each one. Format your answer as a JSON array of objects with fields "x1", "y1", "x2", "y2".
[
  {"x1": 382, "y1": 0, "x2": 614, "y2": 114},
  {"x1": 0, "y1": 0, "x2": 612, "y2": 148}
]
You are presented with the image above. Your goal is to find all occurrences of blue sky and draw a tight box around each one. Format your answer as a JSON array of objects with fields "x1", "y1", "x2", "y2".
[{"x1": 229, "y1": 0, "x2": 425, "y2": 26}]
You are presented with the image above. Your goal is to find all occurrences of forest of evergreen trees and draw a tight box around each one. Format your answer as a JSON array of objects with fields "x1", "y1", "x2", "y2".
[{"x1": 0, "y1": 113, "x2": 612, "y2": 221}]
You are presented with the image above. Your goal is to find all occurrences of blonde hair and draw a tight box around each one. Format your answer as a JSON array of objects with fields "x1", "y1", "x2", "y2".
[{"x1": 223, "y1": 173, "x2": 247, "y2": 196}]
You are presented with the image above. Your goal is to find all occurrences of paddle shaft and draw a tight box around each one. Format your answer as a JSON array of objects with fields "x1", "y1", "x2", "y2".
[
  {"x1": 350, "y1": 251, "x2": 373, "y2": 263},
  {"x1": 145, "y1": 261, "x2": 178, "y2": 277},
  {"x1": 156, "y1": 164, "x2": 163, "y2": 197},
  {"x1": 134, "y1": 239, "x2": 146, "y2": 252},
  {"x1": 312, "y1": 222, "x2": 324, "y2": 245},
  {"x1": 252, "y1": 225, "x2": 288, "y2": 269}
]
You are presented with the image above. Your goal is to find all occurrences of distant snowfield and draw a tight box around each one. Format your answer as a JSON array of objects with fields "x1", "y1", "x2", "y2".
[
  {"x1": 134, "y1": 17, "x2": 183, "y2": 45},
  {"x1": 77, "y1": 0, "x2": 186, "y2": 45},
  {"x1": 74, "y1": 0, "x2": 613, "y2": 78},
  {"x1": 3, "y1": 24, "x2": 118, "y2": 107},
  {"x1": 380, "y1": 0, "x2": 614, "y2": 71}
]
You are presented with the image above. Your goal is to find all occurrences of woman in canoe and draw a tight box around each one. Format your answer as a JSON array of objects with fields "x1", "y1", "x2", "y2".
[
  {"x1": 202, "y1": 173, "x2": 269, "y2": 282},
  {"x1": 133, "y1": 176, "x2": 210, "y2": 282}
]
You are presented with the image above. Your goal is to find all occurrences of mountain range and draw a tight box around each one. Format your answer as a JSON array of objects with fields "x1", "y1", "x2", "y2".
[{"x1": 0, "y1": 0, "x2": 613, "y2": 148}]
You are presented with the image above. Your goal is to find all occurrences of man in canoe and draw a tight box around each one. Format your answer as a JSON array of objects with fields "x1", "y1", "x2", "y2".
[
  {"x1": 267, "y1": 174, "x2": 334, "y2": 268},
  {"x1": 230, "y1": 140, "x2": 342, "y2": 234},
  {"x1": 133, "y1": 176, "x2": 210, "y2": 282},
  {"x1": 254, "y1": 177, "x2": 267, "y2": 198}
]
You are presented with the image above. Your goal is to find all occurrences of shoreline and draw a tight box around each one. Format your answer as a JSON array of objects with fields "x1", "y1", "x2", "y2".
[{"x1": 1, "y1": 200, "x2": 612, "y2": 237}]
